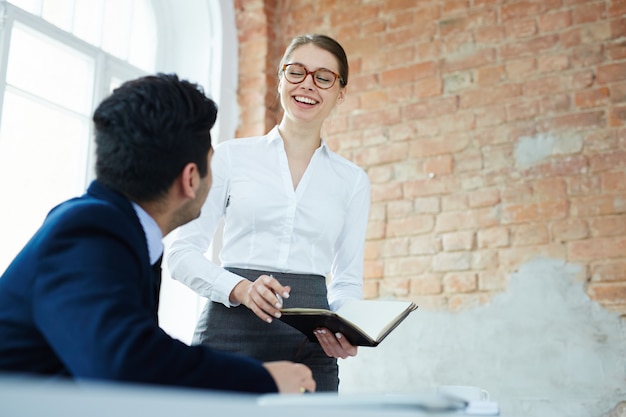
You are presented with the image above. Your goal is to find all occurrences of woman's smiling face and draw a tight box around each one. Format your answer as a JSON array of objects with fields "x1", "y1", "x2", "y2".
[{"x1": 278, "y1": 43, "x2": 346, "y2": 125}]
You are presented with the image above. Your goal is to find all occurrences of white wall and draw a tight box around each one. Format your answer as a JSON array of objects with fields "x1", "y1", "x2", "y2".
[
  {"x1": 338, "y1": 257, "x2": 626, "y2": 417},
  {"x1": 156, "y1": 0, "x2": 237, "y2": 344}
]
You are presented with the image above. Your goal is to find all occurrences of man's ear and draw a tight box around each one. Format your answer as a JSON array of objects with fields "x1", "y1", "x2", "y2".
[{"x1": 180, "y1": 162, "x2": 199, "y2": 199}]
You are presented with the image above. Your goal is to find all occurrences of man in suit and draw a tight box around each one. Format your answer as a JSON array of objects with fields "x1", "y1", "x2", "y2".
[{"x1": 0, "y1": 73, "x2": 315, "y2": 394}]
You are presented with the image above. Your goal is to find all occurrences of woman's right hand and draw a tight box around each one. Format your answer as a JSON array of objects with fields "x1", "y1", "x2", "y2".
[{"x1": 230, "y1": 274, "x2": 291, "y2": 323}]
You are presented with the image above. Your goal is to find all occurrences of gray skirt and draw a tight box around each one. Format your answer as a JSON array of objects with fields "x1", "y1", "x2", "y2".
[{"x1": 192, "y1": 268, "x2": 339, "y2": 391}]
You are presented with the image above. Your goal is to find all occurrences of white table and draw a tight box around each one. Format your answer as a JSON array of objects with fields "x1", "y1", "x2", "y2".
[{"x1": 0, "y1": 374, "x2": 499, "y2": 416}]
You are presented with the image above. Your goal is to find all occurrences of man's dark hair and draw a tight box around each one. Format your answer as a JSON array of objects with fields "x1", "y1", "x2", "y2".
[{"x1": 93, "y1": 73, "x2": 218, "y2": 202}]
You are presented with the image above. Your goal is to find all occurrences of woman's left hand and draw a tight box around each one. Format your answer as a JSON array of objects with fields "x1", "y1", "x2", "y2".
[{"x1": 313, "y1": 328, "x2": 358, "y2": 359}]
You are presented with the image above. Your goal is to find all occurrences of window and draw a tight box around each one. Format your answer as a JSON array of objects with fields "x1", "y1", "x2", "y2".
[
  {"x1": 0, "y1": 0, "x2": 153, "y2": 271},
  {"x1": 0, "y1": 0, "x2": 238, "y2": 344}
]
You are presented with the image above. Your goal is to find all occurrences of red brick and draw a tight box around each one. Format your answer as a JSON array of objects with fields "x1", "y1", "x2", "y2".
[
  {"x1": 602, "y1": 171, "x2": 626, "y2": 192},
  {"x1": 370, "y1": 183, "x2": 403, "y2": 203},
  {"x1": 478, "y1": 269, "x2": 509, "y2": 291},
  {"x1": 434, "y1": 252, "x2": 472, "y2": 272},
  {"x1": 366, "y1": 221, "x2": 386, "y2": 240},
  {"x1": 591, "y1": 261, "x2": 626, "y2": 282},
  {"x1": 609, "y1": 0, "x2": 626, "y2": 16},
  {"x1": 572, "y1": 2, "x2": 607, "y2": 24},
  {"x1": 589, "y1": 215, "x2": 626, "y2": 237},
  {"x1": 380, "y1": 62, "x2": 436, "y2": 86},
  {"x1": 589, "y1": 150, "x2": 626, "y2": 172},
  {"x1": 505, "y1": 19, "x2": 538, "y2": 39},
  {"x1": 609, "y1": 105, "x2": 626, "y2": 126},
  {"x1": 506, "y1": 58, "x2": 537, "y2": 80},
  {"x1": 523, "y1": 75, "x2": 564, "y2": 96},
  {"x1": 379, "y1": 278, "x2": 410, "y2": 297},
  {"x1": 410, "y1": 234, "x2": 441, "y2": 255},
  {"x1": 551, "y1": 218, "x2": 589, "y2": 242},
  {"x1": 574, "y1": 87, "x2": 610, "y2": 108},
  {"x1": 501, "y1": 0, "x2": 562, "y2": 21},
  {"x1": 386, "y1": 215, "x2": 435, "y2": 237},
  {"x1": 538, "y1": 10, "x2": 573, "y2": 32},
  {"x1": 540, "y1": 93, "x2": 572, "y2": 114},
  {"x1": 501, "y1": 200, "x2": 569, "y2": 224},
  {"x1": 537, "y1": 111, "x2": 606, "y2": 132},
  {"x1": 404, "y1": 177, "x2": 457, "y2": 198},
  {"x1": 409, "y1": 135, "x2": 470, "y2": 158},
  {"x1": 446, "y1": 207, "x2": 500, "y2": 232},
  {"x1": 572, "y1": 46, "x2": 605, "y2": 68},
  {"x1": 477, "y1": 227, "x2": 510, "y2": 248},
  {"x1": 469, "y1": 188, "x2": 500, "y2": 208},
  {"x1": 611, "y1": 81, "x2": 626, "y2": 104},
  {"x1": 443, "y1": 48, "x2": 497, "y2": 72},
  {"x1": 500, "y1": 34, "x2": 559, "y2": 59},
  {"x1": 442, "y1": 231, "x2": 475, "y2": 251},
  {"x1": 511, "y1": 224, "x2": 550, "y2": 246},
  {"x1": 362, "y1": 279, "x2": 380, "y2": 298},
  {"x1": 443, "y1": 272, "x2": 478, "y2": 293},
  {"x1": 476, "y1": 65, "x2": 506, "y2": 86},
  {"x1": 507, "y1": 100, "x2": 540, "y2": 121},
  {"x1": 455, "y1": 149, "x2": 483, "y2": 173},
  {"x1": 571, "y1": 194, "x2": 626, "y2": 217},
  {"x1": 472, "y1": 249, "x2": 500, "y2": 270},
  {"x1": 587, "y1": 282, "x2": 626, "y2": 305},
  {"x1": 459, "y1": 84, "x2": 522, "y2": 108},
  {"x1": 382, "y1": 237, "x2": 410, "y2": 257},
  {"x1": 597, "y1": 62, "x2": 626, "y2": 84},
  {"x1": 476, "y1": 26, "x2": 505, "y2": 44},
  {"x1": 611, "y1": 17, "x2": 626, "y2": 38},
  {"x1": 533, "y1": 178, "x2": 567, "y2": 199},
  {"x1": 568, "y1": 236, "x2": 626, "y2": 261},
  {"x1": 442, "y1": 193, "x2": 469, "y2": 211},
  {"x1": 414, "y1": 77, "x2": 444, "y2": 99},
  {"x1": 412, "y1": 196, "x2": 440, "y2": 215},
  {"x1": 384, "y1": 256, "x2": 432, "y2": 277},
  {"x1": 498, "y1": 243, "x2": 567, "y2": 269},
  {"x1": 409, "y1": 274, "x2": 443, "y2": 295},
  {"x1": 538, "y1": 55, "x2": 570, "y2": 73},
  {"x1": 424, "y1": 155, "x2": 454, "y2": 175}
]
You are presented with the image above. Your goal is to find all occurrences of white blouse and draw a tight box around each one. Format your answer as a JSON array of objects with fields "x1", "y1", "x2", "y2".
[{"x1": 166, "y1": 126, "x2": 370, "y2": 311}]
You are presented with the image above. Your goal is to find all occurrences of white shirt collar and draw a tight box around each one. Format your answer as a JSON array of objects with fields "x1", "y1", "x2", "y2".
[
  {"x1": 269, "y1": 125, "x2": 329, "y2": 152},
  {"x1": 132, "y1": 202, "x2": 163, "y2": 265}
]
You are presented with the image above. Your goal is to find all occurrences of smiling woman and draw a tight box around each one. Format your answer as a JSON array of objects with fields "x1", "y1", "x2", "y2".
[{"x1": 165, "y1": 33, "x2": 371, "y2": 392}]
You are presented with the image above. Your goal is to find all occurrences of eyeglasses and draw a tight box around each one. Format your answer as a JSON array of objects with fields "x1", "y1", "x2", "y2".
[{"x1": 281, "y1": 63, "x2": 343, "y2": 89}]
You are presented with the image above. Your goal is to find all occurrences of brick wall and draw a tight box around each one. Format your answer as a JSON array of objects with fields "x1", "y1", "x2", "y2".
[{"x1": 233, "y1": 0, "x2": 626, "y2": 315}]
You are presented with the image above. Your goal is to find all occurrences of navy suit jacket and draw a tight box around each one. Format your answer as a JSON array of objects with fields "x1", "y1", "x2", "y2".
[{"x1": 0, "y1": 180, "x2": 277, "y2": 393}]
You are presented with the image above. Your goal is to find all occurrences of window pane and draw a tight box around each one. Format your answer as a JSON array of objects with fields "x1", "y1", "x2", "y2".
[
  {"x1": 128, "y1": 0, "x2": 157, "y2": 72},
  {"x1": 73, "y1": 0, "x2": 105, "y2": 47},
  {"x1": 0, "y1": 91, "x2": 90, "y2": 272},
  {"x1": 101, "y1": 0, "x2": 131, "y2": 61},
  {"x1": 42, "y1": 0, "x2": 74, "y2": 32},
  {"x1": 8, "y1": 0, "x2": 42, "y2": 15},
  {"x1": 7, "y1": 23, "x2": 94, "y2": 114}
]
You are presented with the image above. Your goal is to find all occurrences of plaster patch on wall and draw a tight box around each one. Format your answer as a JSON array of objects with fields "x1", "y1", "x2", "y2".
[
  {"x1": 339, "y1": 257, "x2": 626, "y2": 417},
  {"x1": 514, "y1": 133, "x2": 583, "y2": 169}
]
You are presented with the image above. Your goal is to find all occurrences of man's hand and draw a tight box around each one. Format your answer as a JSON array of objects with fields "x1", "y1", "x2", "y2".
[
  {"x1": 314, "y1": 329, "x2": 358, "y2": 359},
  {"x1": 263, "y1": 361, "x2": 316, "y2": 394},
  {"x1": 230, "y1": 274, "x2": 290, "y2": 323}
]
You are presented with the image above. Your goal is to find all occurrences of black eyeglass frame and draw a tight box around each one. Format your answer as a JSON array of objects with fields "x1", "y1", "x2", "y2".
[{"x1": 281, "y1": 63, "x2": 343, "y2": 89}]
